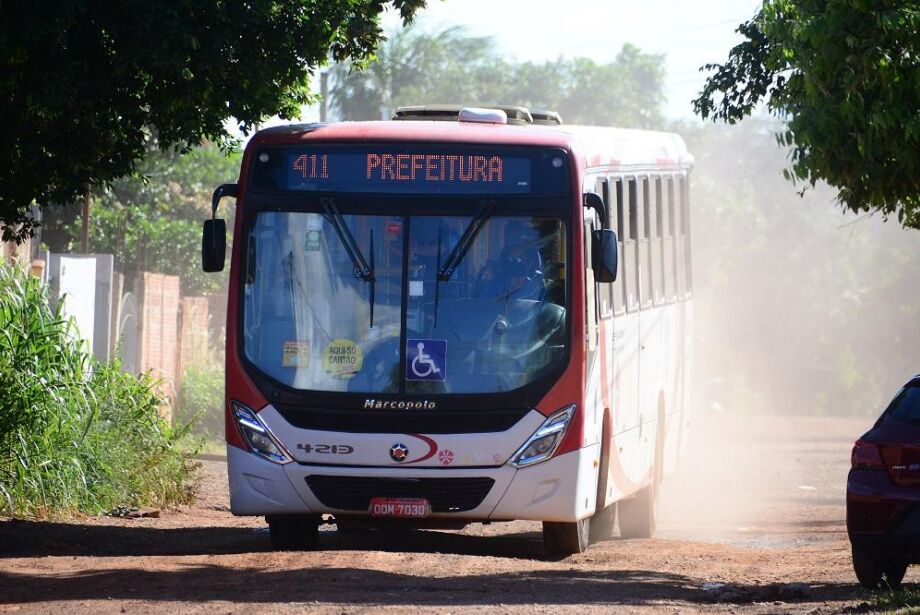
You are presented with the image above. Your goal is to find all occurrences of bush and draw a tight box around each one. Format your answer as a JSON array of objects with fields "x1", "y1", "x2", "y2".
[
  {"x1": 0, "y1": 262, "x2": 198, "y2": 518},
  {"x1": 178, "y1": 363, "x2": 225, "y2": 440}
]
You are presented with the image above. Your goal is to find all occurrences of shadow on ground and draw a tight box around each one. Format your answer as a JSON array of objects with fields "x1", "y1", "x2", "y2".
[
  {"x1": 0, "y1": 519, "x2": 549, "y2": 559},
  {"x1": 0, "y1": 563, "x2": 867, "y2": 608},
  {"x1": 0, "y1": 519, "x2": 872, "y2": 608}
]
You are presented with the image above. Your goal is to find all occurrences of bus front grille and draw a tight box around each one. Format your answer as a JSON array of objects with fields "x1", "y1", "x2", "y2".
[
  {"x1": 305, "y1": 475, "x2": 495, "y2": 513},
  {"x1": 276, "y1": 406, "x2": 529, "y2": 434}
]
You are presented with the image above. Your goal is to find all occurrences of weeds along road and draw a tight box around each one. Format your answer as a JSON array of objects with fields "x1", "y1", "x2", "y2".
[{"x1": 0, "y1": 411, "x2": 903, "y2": 614}]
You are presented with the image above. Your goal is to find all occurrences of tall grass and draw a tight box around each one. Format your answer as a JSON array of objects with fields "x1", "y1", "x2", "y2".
[{"x1": 0, "y1": 262, "x2": 198, "y2": 518}]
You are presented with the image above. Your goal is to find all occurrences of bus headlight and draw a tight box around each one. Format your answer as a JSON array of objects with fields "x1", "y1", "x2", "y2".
[
  {"x1": 510, "y1": 405, "x2": 576, "y2": 468},
  {"x1": 231, "y1": 401, "x2": 292, "y2": 464}
]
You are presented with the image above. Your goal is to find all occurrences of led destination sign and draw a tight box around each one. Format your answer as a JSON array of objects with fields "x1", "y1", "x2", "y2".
[
  {"x1": 277, "y1": 149, "x2": 533, "y2": 194},
  {"x1": 249, "y1": 145, "x2": 569, "y2": 195}
]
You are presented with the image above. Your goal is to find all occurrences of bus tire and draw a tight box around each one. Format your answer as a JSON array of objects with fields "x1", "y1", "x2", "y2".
[
  {"x1": 267, "y1": 514, "x2": 320, "y2": 551},
  {"x1": 543, "y1": 518, "x2": 590, "y2": 556}
]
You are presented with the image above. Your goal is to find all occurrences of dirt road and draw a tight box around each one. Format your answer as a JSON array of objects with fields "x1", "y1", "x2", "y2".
[{"x1": 0, "y1": 410, "x2": 905, "y2": 614}]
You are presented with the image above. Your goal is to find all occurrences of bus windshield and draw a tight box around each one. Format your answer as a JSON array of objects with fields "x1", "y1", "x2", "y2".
[{"x1": 242, "y1": 208, "x2": 568, "y2": 395}]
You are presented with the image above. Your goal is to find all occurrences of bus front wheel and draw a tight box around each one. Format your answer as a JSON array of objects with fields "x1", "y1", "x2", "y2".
[
  {"x1": 266, "y1": 514, "x2": 320, "y2": 550},
  {"x1": 543, "y1": 518, "x2": 590, "y2": 556}
]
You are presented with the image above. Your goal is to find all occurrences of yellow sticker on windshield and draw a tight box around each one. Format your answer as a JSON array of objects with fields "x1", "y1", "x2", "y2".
[
  {"x1": 282, "y1": 341, "x2": 311, "y2": 368},
  {"x1": 322, "y1": 339, "x2": 364, "y2": 379}
]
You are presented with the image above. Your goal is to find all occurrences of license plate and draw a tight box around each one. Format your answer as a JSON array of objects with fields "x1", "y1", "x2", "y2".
[{"x1": 368, "y1": 497, "x2": 429, "y2": 518}]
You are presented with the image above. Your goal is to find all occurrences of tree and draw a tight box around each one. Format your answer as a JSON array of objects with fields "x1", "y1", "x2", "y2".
[
  {"x1": 0, "y1": 0, "x2": 426, "y2": 242},
  {"x1": 330, "y1": 27, "x2": 666, "y2": 129},
  {"x1": 683, "y1": 118, "x2": 920, "y2": 417},
  {"x1": 41, "y1": 140, "x2": 241, "y2": 295},
  {"x1": 692, "y1": 1, "x2": 920, "y2": 229},
  {"x1": 330, "y1": 26, "x2": 499, "y2": 120}
]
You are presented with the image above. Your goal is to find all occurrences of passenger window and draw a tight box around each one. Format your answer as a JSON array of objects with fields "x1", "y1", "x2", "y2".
[
  {"x1": 624, "y1": 179, "x2": 639, "y2": 312},
  {"x1": 662, "y1": 176, "x2": 676, "y2": 302},
  {"x1": 652, "y1": 176, "x2": 664, "y2": 305},
  {"x1": 595, "y1": 177, "x2": 613, "y2": 320},
  {"x1": 638, "y1": 177, "x2": 652, "y2": 309},
  {"x1": 613, "y1": 179, "x2": 626, "y2": 315}
]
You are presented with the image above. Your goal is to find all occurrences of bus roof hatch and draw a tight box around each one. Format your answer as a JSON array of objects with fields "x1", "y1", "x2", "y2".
[{"x1": 392, "y1": 105, "x2": 555, "y2": 126}]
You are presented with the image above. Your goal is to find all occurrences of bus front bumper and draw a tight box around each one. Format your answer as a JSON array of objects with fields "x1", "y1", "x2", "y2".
[{"x1": 228, "y1": 442, "x2": 599, "y2": 523}]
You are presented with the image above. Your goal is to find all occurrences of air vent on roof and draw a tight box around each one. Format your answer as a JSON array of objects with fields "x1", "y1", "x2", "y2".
[
  {"x1": 530, "y1": 110, "x2": 563, "y2": 125},
  {"x1": 392, "y1": 105, "x2": 560, "y2": 126},
  {"x1": 393, "y1": 105, "x2": 465, "y2": 121}
]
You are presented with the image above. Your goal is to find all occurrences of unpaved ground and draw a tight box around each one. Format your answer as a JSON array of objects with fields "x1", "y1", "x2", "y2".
[{"x1": 1, "y1": 410, "x2": 909, "y2": 614}]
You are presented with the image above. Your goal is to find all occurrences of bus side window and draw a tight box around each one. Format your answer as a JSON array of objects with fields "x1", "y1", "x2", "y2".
[
  {"x1": 680, "y1": 174, "x2": 693, "y2": 296},
  {"x1": 584, "y1": 219, "x2": 598, "y2": 354},
  {"x1": 638, "y1": 176, "x2": 652, "y2": 310},
  {"x1": 596, "y1": 177, "x2": 614, "y2": 320},
  {"x1": 663, "y1": 176, "x2": 677, "y2": 302},
  {"x1": 651, "y1": 176, "x2": 664, "y2": 305},
  {"x1": 624, "y1": 178, "x2": 639, "y2": 313},
  {"x1": 675, "y1": 174, "x2": 687, "y2": 298},
  {"x1": 613, "y1": 178, "x2": 626, "y2": 315}
]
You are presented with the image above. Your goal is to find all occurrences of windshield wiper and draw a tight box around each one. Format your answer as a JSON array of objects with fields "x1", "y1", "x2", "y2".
[
  {"x1": 432, "y1": 201, "x2": 495, "y2": 328},
  {"x1": 437, "y1": 201, "x2": 495, "y2": 282},
  {"x1": 321, "y1": 198, "x2": 376, "y2": 327}
]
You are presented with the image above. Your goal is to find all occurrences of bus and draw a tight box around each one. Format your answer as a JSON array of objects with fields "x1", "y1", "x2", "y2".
[{"x1": 201, "y1": 105, "x2": 693, "y2": 555}]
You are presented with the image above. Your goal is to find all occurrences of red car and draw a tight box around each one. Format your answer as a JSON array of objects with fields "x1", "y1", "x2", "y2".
[{"x1": 848, "y1": 375, "x2": 920, "y2": 588}]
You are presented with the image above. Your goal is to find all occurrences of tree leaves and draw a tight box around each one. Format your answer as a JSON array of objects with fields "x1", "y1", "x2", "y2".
[
  {"x1": 0, "y1": 0, "x2": 425, "y2": 242},
  {"x1": 330, "y1": 26, "x2": 667, "y2": 129},
  {"x1": 693, "y1": 0, "x2": 920, "y2": 230}
]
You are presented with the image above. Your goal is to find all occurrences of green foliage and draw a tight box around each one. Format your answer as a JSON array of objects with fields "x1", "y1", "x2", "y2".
[
  {"x1": 0, "y1": 262, "x2": 198, "y2": 518},
  {"x1": 693, "y1": 1, "x2": 920, "y2": 230},
  {"x1": 178, "y1": 363, "x2": 225, "y2": 440},
  {"x1": 331, "y1": 26, "x2": 666, "y2": 128},
  {"x1": 42, "y1": 142, "x2": 240, "y2": 295},
  {"x1": 686, "y1": 118, "x2": 920, "y2": 416},
  {"x1": 0, "y1": 0, "x2": 426, "y2": 242},
  {"x1": 870, "y1": 587, "x2": 920, "y2": 613}
]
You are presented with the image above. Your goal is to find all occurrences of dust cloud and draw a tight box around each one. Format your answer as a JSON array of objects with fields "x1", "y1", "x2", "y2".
[
  {"x1": 687, "y1": 119, "x2": 920, "y2": 420},
  {"x1": 655, "y1": 119, "x2": 918, "y2": 545}
]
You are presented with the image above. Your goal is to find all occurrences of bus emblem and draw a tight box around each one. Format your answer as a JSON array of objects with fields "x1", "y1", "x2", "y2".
[{"x1": 390, "y1": 443, "x2": 409, "y2": 462}]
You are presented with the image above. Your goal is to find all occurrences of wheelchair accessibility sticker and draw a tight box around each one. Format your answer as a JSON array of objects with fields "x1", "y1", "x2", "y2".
[{"x1": 406, "y1": 339, "x2": 446, "y2": 381}]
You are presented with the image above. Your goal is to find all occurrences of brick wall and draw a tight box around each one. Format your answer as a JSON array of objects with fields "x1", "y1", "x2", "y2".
[{"x1": 139, "y1": 272, "x2": 181, "y2": 411}]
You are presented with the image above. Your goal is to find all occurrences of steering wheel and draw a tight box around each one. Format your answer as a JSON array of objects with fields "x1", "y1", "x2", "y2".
[{"x1": 480, "y1": 302, "x2": 565, "y2": 362}]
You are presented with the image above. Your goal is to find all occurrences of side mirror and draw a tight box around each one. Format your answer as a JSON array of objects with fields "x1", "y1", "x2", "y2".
[
  {"x1": 592, "y1": 229, "x2": 618, "y2": 283},
  {"x1": 202, "y1": 219, "x2": 227, "y2": 272},
  {"x1": 201, "y1": 183, "x2": 238, "y2": 273}
]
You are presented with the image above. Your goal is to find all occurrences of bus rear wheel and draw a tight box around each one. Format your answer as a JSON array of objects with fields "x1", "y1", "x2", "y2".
[
  {"x1": 543, "y1": 518, "x2": 590, "y2": 556},
  {"x1": 267, "y1": 514, "x2": 320, "y2": 550}
]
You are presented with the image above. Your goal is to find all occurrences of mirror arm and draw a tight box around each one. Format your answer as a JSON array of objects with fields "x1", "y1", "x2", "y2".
[
  {"x1": 583, "y1": 192, "x2": 608, "y2": 229},
  {"x1": 211, "y1": 183, "x2": 239, "y2": 219}
]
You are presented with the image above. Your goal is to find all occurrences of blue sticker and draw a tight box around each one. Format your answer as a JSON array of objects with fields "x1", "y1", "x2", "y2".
[{"x1": 406, "y1": 339, "x2": 447, "y2": 381}]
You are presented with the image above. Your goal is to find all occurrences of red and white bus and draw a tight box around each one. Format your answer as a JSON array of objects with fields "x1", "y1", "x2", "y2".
[{"x1": 202, "y1": 105, "x2": 693, "y2": 555}]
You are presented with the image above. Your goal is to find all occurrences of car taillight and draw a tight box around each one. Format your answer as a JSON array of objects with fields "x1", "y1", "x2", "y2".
[{"x1": 851, "y1": 440, "x2": 884, "y2": 470}]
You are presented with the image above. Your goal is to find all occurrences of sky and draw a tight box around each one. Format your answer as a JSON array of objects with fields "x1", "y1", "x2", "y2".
[
  {"x1": 381, "y1": 0, "x2": 762, "y2": 120},
  {"x1": 256, "y1": 0, "x2": 762, "y2": 132}
]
